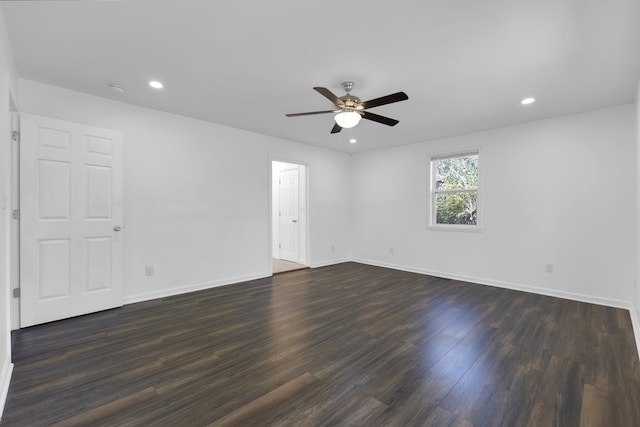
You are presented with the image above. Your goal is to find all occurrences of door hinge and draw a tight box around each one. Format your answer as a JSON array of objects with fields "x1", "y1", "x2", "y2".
[
  {"x1": 11, "y1": 131, "x2": 19, "y2": 143},
  {"x1": 279, "y1": 243, "x2": 281, "y2": 248},
  {"x1": 12, "y1": 209, "x2": 20, "y2": 220},
  {"x1": 12, "y1": 288, "x2": 20, "y2": 298}
]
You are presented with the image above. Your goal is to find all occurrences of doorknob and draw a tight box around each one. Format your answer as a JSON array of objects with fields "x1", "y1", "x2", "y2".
[
  {"x1": 292, "y1": 220, "x2": 297, "y2": 223},
  {"x1": 113, "y1": 226, "x2": 122, "y2": 232}
]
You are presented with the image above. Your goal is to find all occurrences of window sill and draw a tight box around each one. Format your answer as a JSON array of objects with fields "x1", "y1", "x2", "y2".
[{"x1": 426, "y1": 225, "x2": 483, "y2": 233}]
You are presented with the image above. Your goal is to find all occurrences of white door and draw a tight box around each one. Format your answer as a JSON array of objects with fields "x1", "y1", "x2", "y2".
[
  {"x1": 279, "y1": 167, "x2": 299, "y2": 262},
  {"x1": 20, "y1": 114, "x2": 124, "y2": 327}
]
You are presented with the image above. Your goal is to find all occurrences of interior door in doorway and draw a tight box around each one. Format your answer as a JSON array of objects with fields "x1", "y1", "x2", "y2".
[
  {"x1": 20, "y1": 114, "x2": 124, "y2": 327},
  {"x1": 279, "y1": 167, "x2": 299, "y2": 262}
]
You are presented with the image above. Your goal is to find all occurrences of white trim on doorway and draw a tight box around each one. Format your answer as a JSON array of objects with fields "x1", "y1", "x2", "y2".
[
  {"x1": 9, "y1": 111, "x2": 19, "y2": 331},
  {"x1": 269, "y1": 158, "x2": 310, "y2": 275}
]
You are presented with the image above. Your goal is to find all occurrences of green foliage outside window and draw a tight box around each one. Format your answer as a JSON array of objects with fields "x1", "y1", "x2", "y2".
[{"x1": 433, "y1": 154, "x2": 478, "y2": 225}]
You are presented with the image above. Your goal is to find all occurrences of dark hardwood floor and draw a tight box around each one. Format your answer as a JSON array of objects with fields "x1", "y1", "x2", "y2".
[{"x1": 2, "y1": 262, "x2": 640, "y2": 426}]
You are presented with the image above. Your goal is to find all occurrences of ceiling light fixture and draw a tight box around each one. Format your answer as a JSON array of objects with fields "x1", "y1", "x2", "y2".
[
  {"x1": 149, "y1": 80, "x2": 164, "y2": 89},
  {"x1": 334, "y1": 110, "x2": 361, "y2": 129},
  {"x1": 349, "y1": 138, "x2": 357, "y2": 144},
  {"x1": 521, "y1": 97, "x2": 535, "y2": 105}
]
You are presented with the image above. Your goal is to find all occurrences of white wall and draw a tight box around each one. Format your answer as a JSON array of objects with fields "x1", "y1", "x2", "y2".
[
  {"x1": 0, "y1": 6, "x2": 18, "y2": 420},
  {"x1": 18, "y1": 80, "x2": 351, "y2": 304},
  {"x1": 353, "y1": 104, "x2": 637, "y2": 307}
]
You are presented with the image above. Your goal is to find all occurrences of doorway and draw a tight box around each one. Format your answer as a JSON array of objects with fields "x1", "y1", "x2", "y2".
[{"x1": 272, "y1": 160, "x2": 308, "y2": 274}]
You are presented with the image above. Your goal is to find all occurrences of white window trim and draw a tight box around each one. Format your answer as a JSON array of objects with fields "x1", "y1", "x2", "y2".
[{"x1": 427, "y1": 147, "x2": 482, "y2": 232}]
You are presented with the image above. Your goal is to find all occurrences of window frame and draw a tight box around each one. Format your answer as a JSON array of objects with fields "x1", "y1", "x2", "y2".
[{"x1": 427, "y1": 148, "x2": 482, "y2": 232}]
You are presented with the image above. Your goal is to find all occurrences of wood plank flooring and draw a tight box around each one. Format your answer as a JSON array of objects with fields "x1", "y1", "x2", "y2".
[{"x1": 2, "y1": 262, "x2": 640, "y2": 426}]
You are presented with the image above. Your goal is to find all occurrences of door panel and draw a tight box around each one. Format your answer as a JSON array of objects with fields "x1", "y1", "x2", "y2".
[
  {"x1": 39, "y1": 159, "x2": 71, "y2": 219},
  {"x1": 85, "y1": 237, "x2": 112, "y2": 292},
  {"x1": 38, "y1": 238, "x2": 71, "y2": 299},
  {"x1": 86, "y1": 165, "x2": 112, "y2": 219},
  {"x1": 20, "y1": 114, "x2": 124, "y2": 327}
]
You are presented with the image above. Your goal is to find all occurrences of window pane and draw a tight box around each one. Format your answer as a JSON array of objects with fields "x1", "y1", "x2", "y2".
[
  {"x1": 435, "y1": 155, "x2": 478, "y2": 191},
  {"x1": 435, "y1": 191, "x2": 477, "y2": 225}
]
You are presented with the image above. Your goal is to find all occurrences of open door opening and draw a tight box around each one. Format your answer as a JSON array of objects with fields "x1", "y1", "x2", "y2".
[{"x1": 272, "y1": 160, "x2": 308, "y2": 274}]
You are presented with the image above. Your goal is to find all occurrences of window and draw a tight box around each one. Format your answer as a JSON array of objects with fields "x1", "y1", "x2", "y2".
[{"x1": 430, "y1": 150, "x2": 480, "y2": 229}]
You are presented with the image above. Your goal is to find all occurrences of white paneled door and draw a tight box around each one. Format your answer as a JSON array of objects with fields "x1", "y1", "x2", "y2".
[
  {"x1": 279, "y1": 167, "x2": 299, "y2": 262},
  {"x1": 20, "y1": 114, "x2": 124, "y2": 327}
]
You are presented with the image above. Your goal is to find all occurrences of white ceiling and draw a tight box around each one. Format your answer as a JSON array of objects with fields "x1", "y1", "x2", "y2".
[{"x1": 2, "y1": 0, "x2": 639, "y2": 153}]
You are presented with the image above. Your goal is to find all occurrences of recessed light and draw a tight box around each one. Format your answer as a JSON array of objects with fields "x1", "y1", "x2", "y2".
[
  {"x1": 149, "y1": 80, "x2": 164, "y2": 89},
  {"x1": 349, "y1": 138, "x2": 357, "y2": 144},
  {"x1": 521, "y1": 97, "x2": 535, "y2": 105}
]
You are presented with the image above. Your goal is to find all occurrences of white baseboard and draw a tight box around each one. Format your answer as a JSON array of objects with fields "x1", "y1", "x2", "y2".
[
  {"x1": 352, "y1": 257, "x2": 631, "y2": 309},
  {"x1": 629, "y1": 305, "x2": 640, "y2": 362},
  {"x1": 124, "y1": 259, "x2": 352, "y2": 305},
  {"x1": 124, "y1": 271, "x2": 271, "y2": 305},
  {"x1": 309, "y1": 258, "x2": 351, "y2": 269},
  {"x1": 0, "y1": 359, "x2": 14, "y2": 422},
  {"x1": 318, "y1": 257, "x2": 640, "y2": 361},
  {"x1": 353, "y1": 257, "x2": 640, "y2": 360}
]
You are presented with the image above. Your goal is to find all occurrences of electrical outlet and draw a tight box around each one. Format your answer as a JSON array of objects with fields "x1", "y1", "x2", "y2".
[
  {"x1": 145, "y1": 266, "x2": 154, "y2": 277},
  {"x1": 390, "y1": 247, "x2": 395, "y2": 254},
  {"x1": 545, "y1": 263, "x2": 554, "y2": 273},
  {"x1": 331, "y1": 244, "x2": 335, "y2": 252}
]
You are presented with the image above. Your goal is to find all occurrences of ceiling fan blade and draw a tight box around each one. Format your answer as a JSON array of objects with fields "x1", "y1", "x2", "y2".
[
  {"x1": 361, "y1": 111, "x2": 399, "y2": 126},
  {"x1": 286, "y1": 110, "x2": 336, "y2": 117},
  {"x1": 314, "y1": 87, "x2": 345, "y2": 108},
  {"x1": 330, "y1": 123, "x2": 342, "y2": 134},
  {"x1": 360, "y1": 92, "x2": 409, "y2": 109}
]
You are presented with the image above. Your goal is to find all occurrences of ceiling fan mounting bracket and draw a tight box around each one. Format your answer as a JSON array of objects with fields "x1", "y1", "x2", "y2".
[{"x1": 341, "y1": 81, "x2": 355, "y2": 93}]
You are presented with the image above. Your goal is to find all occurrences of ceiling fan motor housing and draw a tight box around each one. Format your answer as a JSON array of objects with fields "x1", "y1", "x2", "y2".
[
  {"x1": 339, "y1": 81, "x2": 363, "y2": 111},
  {"x1": 339, "y1": 95, "x2": 362, "y2": 111}
]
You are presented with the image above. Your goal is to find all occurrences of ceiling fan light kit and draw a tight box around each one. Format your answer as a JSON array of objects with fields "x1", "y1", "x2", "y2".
[
  {"x1": 286, "y1": 81, "x2": 408, "y2": 134},
  {"x1": 334, "y1": 110, "x2": 361, "y2": 128}
]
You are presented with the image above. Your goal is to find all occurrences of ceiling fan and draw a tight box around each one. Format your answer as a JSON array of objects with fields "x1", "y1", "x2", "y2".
[{"x1": 286, "y1": 81, "x2": 409, "y2": 134}]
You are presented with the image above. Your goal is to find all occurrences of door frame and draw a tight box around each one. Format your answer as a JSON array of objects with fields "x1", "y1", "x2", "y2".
[
  {"x1": 9, "y1": 109, "x2": 19, "y2": 330},
  {"x1": 269, "y1": 158, "x2": 309, "y2": 274}
]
